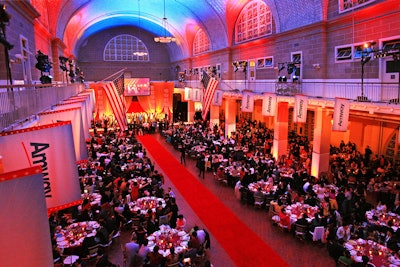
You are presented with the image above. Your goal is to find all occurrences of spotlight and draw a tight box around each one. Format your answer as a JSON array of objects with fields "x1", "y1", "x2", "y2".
[
  {"x1": 278, "y1": 76, "x2": 287, "y2": 82},
  {"x1": 292, "y1": 75, "x2": 299, "y2": 82}
]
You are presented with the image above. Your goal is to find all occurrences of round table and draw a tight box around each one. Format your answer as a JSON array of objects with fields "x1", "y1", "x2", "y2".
[
  {"x1": 147, "y1": 225, "x2": 189, "y2": 257},
  {"x1": 129, "y1": 196, "x2": 166, "y2": 214}
]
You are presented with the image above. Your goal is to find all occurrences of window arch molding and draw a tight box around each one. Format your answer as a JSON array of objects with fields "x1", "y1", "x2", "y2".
[
  {"x1": 235, "y1": 0, "x2": 272, "y2": 44},
  {"x1": 193, "y1": 28, "x2": 211, "y2": 56},
  {"x1": 104, "y1": 34, "x2": 149, "y2": 62}
]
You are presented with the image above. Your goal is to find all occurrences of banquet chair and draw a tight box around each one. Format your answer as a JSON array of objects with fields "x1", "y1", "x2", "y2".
[
  {"x1": 253, "y1": 195, "x2": 265, "y2": 209},
  {"x1": 99, "y1": 230, "x2": 114, "y2": 248},
  {"x1": 337, "y1": 257, "x2": 352, "y2": 267},
  {"x1": 310, "y1": 226, "x2": 325, "y2": 242},
  {"x1": 294, "y1": 223, "x2": 308, "y2": 240},
  {"x1": 83, "y1": 244, "x2": 100, "y2": 260},
  {"x1": 159, "y1": 214, "x2": 169, "y2": 225}
]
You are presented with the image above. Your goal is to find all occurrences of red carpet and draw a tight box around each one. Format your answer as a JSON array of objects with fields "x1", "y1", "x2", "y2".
[{"x1": 138, "y1": 135, "x2": 289, "y2": 267}]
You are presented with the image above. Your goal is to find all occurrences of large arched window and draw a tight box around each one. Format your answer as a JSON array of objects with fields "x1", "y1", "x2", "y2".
[
  {"x1": 104, "y1": 34, "x2": 149, "y2": 61},
  {"x1": 235, "y1": 1, "x2": 272, "y2": 43},
  {"x1": 193, "y1": 28, "x2": 211, "y2": 55}
]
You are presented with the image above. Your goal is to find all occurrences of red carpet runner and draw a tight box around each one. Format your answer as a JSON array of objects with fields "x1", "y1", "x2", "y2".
[{"x1": 138, "y1": 135, "x2": 289, "y2": 267}]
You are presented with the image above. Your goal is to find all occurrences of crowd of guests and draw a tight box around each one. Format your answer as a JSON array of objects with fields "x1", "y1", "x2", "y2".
[
  {"x1": 162, "y1": 118, "x2": 400, "y2": 266},
  {"x1": 50, "y1": 123, "x2": 212, "y2": 267}
]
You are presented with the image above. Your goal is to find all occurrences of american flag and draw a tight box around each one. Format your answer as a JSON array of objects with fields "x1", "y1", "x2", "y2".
[
  {"x1": 201, "y1": 70, "x2": 219, "y2": 120},
  {"x1": 102, "y1": 73, "x2": 128, "y2": 131}
]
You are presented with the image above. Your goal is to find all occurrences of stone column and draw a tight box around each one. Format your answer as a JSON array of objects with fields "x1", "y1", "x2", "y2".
[
  {"x1": 311, "y1": 107, "x2": 332, "y2": 178},
  {"x1": 272, "y1": 102, "x2": 289, "y2": 161},
  {"x1": 209, "y1": 104, "x2": 220, "y2": 128},
  {"x1": 225, "y1": 97, "x2": 237, "y2": 138}
]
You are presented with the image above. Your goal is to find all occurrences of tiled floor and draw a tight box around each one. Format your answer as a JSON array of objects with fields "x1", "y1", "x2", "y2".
[{"x1": 89, "y1": 133, "x2": 337, "y2": 267}]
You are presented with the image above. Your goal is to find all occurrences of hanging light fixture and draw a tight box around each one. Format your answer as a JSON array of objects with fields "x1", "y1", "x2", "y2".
[
  {"x1": 133, "y1": 0, "x2": 148, "y2": 56},
  {"x1": 154, "y1": 0, "x2": 176, "y2": 43}
]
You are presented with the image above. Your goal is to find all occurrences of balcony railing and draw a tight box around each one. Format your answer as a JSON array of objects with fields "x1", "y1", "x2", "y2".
[
  {"x1": 186, "y1": 79, "x2": 400, "y2": 102},
  {"x1": 0, "y1": 83, "x2": 85, "y2": 132}
]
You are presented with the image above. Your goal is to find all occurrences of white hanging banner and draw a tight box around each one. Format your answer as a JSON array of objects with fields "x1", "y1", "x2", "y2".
[
  {"x1": 0, "y1": 167, "x2": 53, "y2": 267},
  {"x1": 38, "y1": 107, "x2": 88, "y2": 161},
  {"x1": 212, "y1": 90, "x2": 223, "y2": 106},
  {"x1": 293, "y1": 94, "x2": 308, "y2": 123},
  {"x1": 184, "y1": 87, "x2": 192, "y2": 101},
  {"x1": 0, "y1": 122, "x2": 82, "y2": 210},
  {"x1": 332, "y1": 97, "x2": 350, "y2": 132},
  {"x1": 241, "y1": 92, "x2": 254, "y2": 112},
  {"x1": 192, "y1": 88, "x2": 202, "y2": 102},
  {"x1": 53, "y1": 100, "x2": 91, "y2": 139},
  {"x1": 262, "y1": 93, "x2": 277, "y2": 116}
]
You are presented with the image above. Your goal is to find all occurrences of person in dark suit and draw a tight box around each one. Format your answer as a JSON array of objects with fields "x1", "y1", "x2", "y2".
[{"x1": 180, "y1": 143, "x2": 186, "y2": 165}]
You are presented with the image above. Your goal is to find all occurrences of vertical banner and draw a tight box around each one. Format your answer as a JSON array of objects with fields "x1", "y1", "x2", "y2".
[
  {"x1": 184, "y1": 87, "x2": 192, "y2": 101},
  {"x1": 0, "y1": 167, "x2": 53, "y2": 267},
  {"x1": 332, "y1": 97, "x2": 350, "y2": 131},
  {"x1": 38, "y1": 107, "x2": 88, "y2": 161},
  {"x1": 54, "y1": 100, "x2": 90, "y2": 139},
  {"x1": 0, "y1": 122, "x2": 82, "y2": 210},
  {"x1": 241, "y1": 92, "x2": 254, "y2": 112},
  {"x1": 262, "y1": 93, "x2": 277, "y2": 116},
  {"x1": 192, "y1": 88, "x2": 202, "y2": 102},
  {"x1": 212, "y1": 90, "x2": 223, "y2": 106},
  {"x1": 293, "y1": 94, "x2": 308, "y2": 123}
]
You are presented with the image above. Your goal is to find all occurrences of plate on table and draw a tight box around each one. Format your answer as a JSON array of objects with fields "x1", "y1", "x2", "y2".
[
  {"x1": 178, "y1": 231, "x2": 186, "y2": 236},
  {"x1": 56, "y1": 236, "x2": 65, "y2": 242},
  {"x1": 175, "y1": 246, "x2": 183, "y2": 253},
  {"x1": 147, "y1": 236, "x2": 155, "y2": 241},
  {"x1": 348, "y1": 240, "x2": 357, "y2": 246},
  {"x1": 349, "y1": 250, "x2": 357, "y2": 256},
  {"x1": 180, "y1": 241, "x2": 188, "y2": 247}
]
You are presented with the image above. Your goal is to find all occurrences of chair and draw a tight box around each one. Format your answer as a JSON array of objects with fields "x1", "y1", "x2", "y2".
[
  {"x1": 131, "y1": 217, "x2": 142, "y2": 229},
  {"x1": 159, "y1": 214, "x2": 169, "y2": 225},
  {"x1": 310, "y1": 226, "x2": 325, "y2": 242},
  {"x1": 99, "y1": 230, "x2": 114, "y2": 248},
  {"x1": 253, "y1": 194, "x2": 265, "y2": 209},
  {"x1": 278, "y1": 221, "x2": 289, "y2": 232},
  {"x1": 112, "y1": 230, "x2": 121, "y2": 243},
  {"x1": 62, "y1": 255, "x2": 79, "y2": 266},
  {"x1": 337, "y1": 257, "x2": 352, "y2": 267},
  {"x1": 294, "y1": 223, "x2": 308, "y2": 240},
  {"x1": 84, "y1": 244, "x2": 100, "y2": 260}
]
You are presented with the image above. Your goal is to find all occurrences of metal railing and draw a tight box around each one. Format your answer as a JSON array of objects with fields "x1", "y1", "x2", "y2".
[
  {"x1": 186, "y1": 79, "x2": 400, "y2": 102},
  {"x1": 0, "y1": 83, "x2": 85, "y2": 132}
]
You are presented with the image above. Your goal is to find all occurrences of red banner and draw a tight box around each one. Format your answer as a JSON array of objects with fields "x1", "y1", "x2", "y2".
[{"x1": 0, "y1": 122, "x2": 82, "y2": 209}]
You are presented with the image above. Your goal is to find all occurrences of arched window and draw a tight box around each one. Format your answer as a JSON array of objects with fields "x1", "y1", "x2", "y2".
[
  {"x1": 235, "y1": 1, "x2": 272, "y2": 43},
  {"x1": 104, "y1": 34, "x2": 149, "y2": 61},
  {"x1": 193, "y1": 28, "x2": 211, "y2": 55}
]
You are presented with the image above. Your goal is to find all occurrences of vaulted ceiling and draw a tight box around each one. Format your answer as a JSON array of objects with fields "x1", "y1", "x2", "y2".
[{"x1": 34, "y1": 0, "x2": 325, "y2": 61}]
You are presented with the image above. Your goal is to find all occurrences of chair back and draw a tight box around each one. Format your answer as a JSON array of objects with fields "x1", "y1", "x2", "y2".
[
  {"x1": 312, "y1": 226, "x2": 325, "y2": 241},
  {"x1": 159, "y1": 214, "x2": 169, "y2": 225},
  {"x1": 295, "y1": 223, "x2": 308, "y2": 236}
]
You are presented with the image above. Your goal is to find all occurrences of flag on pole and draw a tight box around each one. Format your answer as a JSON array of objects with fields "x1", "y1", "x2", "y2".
[
  {"x1": 201, "y1": 70, "x2": 219, "y2": 120},
  {"x1": 102, "y1": 73, "x2": 128, "y2": 131}
]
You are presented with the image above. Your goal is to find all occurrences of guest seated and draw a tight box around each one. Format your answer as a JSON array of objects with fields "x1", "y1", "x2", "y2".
[
  {"x1": 176, "y1": 214, "x2": 187, "y2": 231},
  {"x1": 165, "y1": 247, "x2": 180, "y2": 266},
  {"x1": 147, "y1": 245, "x2": 164, "y2": 267},
  {"x1": 278, "y1": 207, "x2": 291, "y2": 231}
]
